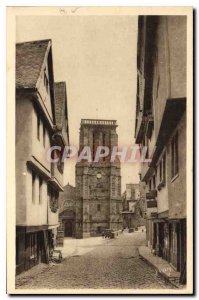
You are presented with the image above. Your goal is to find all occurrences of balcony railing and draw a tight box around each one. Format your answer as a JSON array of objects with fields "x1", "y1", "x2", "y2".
[{"x1": 81, "y1": 119, "x2": 117, "y2": 126}]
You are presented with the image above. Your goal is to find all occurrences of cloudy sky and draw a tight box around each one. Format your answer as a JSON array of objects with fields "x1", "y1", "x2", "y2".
[{"x1": 16, "y1": 15, "x2": 140, "y2": 192}]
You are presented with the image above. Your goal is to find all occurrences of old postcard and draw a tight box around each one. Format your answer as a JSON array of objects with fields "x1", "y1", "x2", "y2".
[{"x1": 7, "y1": 6, "x2": 193, "y2": 294}]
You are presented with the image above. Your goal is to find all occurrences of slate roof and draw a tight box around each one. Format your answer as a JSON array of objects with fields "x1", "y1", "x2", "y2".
[
  {"x1": 16, "y1": 39, "x2": 51, "y2": 88},
  {"x1": 54, "y1": 82, "x2": 67, "y2": 130}
]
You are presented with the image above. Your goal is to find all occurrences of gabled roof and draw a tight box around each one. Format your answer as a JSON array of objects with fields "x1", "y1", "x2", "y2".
[
  {"x1": 54, "y1": 82, "x2": 67, "y2": 130},
  {"x1": 16, "y1": 39, "x2": 51, "y2": 88},
  {"x1": 63, "y1": 183, "x2": 76, "y2": 192}
]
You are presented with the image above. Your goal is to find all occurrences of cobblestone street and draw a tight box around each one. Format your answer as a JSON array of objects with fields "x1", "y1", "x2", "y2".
[{"x1": 16, "y1": 232, "x2": 175, "y2": 290}]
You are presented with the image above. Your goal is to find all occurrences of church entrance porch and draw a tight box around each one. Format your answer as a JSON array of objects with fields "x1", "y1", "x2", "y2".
[
  {"x1": 64, "y1": 220, "x2": 73, "y2": 237},
  {"x1": 57, "y1": 210, "x2": 76, "y2": 245}
]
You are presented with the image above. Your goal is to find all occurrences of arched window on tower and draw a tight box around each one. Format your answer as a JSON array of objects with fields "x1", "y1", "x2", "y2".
[
  {"x1": 103, "y1": 133, "x2": 106, "y2": 161},
  {"x1": 92, "y1": 131, "x2": 95, "y2": 161}
]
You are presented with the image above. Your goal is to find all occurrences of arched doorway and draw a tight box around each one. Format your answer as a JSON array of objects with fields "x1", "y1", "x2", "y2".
[{"x1": 64, "y1": 220, "x2": 73, "y2": 237}]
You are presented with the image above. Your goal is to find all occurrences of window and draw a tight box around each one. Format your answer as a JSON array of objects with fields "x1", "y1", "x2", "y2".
[
  {"x1": 159, "y1": 160, "x2": 162, "y2": 181},
  {"x1": 137, "y1": 78, "x2": 139, "y2": 98},
  {"x1": 30, "y1": 233, "x2": 36, "y2": 258},
  {"x1": 97, "y1": 204, "x2": 101, "y2": 212},
  {"x1": 43, "y1": 125, "x2": 46, "y2": 147},
  {"x1": 153, "y1": 175, "x2": 156, "y2": 189},
  {"x1": 171, "y1": 132, "x2": 179, "y2": 179},
  {"x1": 48, "y1": 186, "x2": 59, "y2": 213},
  {"x1": 156, "y1": 76, "x2": 160, "y2": 99},
  {"x1": 57, "y1": 148, "x2": 64, "y2": 174},
  {"x1": 32, "y1": 171, "x2": 36, "y2": 204},
  {"x1": 37, "y1": 115, "x2": 40, "y2": 141},
  {"x1": 158, "y1": 154, "x2": 166, "y2": 190},
  {"x1": 103, "y1": 133, "x2": 106, "y2": 161},
  {"x1": 118, "y1": 178, "x2": 121, "y2": 196},
  {"x1": 163, "y1": 153, "x2": 166, "y2": 183},
  {"x1": 39, "y1": 177, "x2": 43, "y2": 204},
  {"x1": 145, "y1": 136, "x2": 149, "y2": 158},
  {"x1": 92, "y1": 132, "x2": 96, "y2": 161},
  {"x1": 112, "y1": 177, "x2": 116, "y2": 196},
  {"x1": 117, "y1": 202, "x2": 120, "y2": 212},
  {"x1": 103, "y1": 133, "x2": 106, "y2": 147},
  {"x1": 149, "y1": 180, "x2": 152, "y2": 191},
  {"x1": 44, "y1": 69, "x2": 49, "y2": 93},
  {"x1": 58, "y1": 159, "x2": 64, "y2": 174}
]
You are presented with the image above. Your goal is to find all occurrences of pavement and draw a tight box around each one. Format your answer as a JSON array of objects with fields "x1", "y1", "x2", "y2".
[
  {"x1": 138, "y1": 246, "x2": 182, "y2": 288},
  {"x1": 55, "y1": 236, "x2": 106, "y2": 258},
  {"x1": 16, "y1": 231, "x2": 176, "y2": 291}
]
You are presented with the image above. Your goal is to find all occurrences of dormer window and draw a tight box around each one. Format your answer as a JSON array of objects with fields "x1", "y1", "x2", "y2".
[
  {"x1": 43, "y1": 125, "x2": 46, "y2": 147},
  {"x1": 37, "y1": 115, "x2": 40, "y2": 141},
  {"x1": 44, "y1": 68, "x2": 49, "y2": 93},
  {"x1": 171, "y1": 132, "x2": 179, "y2": 179}
]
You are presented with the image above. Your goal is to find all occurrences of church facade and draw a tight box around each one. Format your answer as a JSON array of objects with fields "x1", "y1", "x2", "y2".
[
  {"x1": 75, "y1": 119, "x2": 123, "y2": 238},
  {"x1": 57, "y1": 184, "x2": 77, "y2": 245}
]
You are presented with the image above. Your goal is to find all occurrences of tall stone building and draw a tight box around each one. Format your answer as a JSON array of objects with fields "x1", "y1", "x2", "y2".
[{"x1": 75, "y1": 119, "x2": 123, "y2": 238}]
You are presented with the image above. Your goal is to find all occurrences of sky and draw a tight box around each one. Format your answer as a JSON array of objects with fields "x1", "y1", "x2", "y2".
[{"x1": 16, "y1": 15, "x2": 140, "y2": 192}]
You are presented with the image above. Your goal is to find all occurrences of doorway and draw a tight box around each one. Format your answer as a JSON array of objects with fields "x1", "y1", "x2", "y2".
[
  {"x1": 169, "y1": 222, "x2": 179, "y2": 270},
  {"x1": 64, "y1": 221, "x2": 73, "y2": 237},
  {"x1": 159, "y1": 223, "x2": 164, "y2": 258}
]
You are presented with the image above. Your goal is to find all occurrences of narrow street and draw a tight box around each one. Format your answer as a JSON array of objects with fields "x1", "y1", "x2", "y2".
[{"x1": 16, "y1": 232, "x2": 174, "y2": 290}]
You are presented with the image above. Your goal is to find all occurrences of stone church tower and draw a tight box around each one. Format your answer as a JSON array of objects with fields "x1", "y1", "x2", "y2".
[{"x1": 75, "y1": 119, "x2": 123, "y2": 238}]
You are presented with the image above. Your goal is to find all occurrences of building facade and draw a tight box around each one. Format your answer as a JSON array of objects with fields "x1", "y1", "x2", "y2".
[
  {"x1": 57, "y1": 183, "x2": 77, "y2": 245},
  {"x1": 122, "y1": 183, "x2": 145, "y2": 229},
  {"x1": 135, "y1": 16, "x2": 186, "y2": 282},
  {"x1": 75, "y1": 119, "x2": 123, "y2": 238},
  {"x1": 16, "y1": 40, "x2": 69, "y2": 274}
]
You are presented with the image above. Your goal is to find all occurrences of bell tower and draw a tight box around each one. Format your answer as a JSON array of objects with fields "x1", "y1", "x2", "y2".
[{"x1": 75, "y1": 119, "x2": 123, "y2": 238}]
